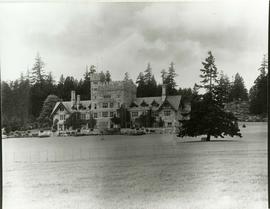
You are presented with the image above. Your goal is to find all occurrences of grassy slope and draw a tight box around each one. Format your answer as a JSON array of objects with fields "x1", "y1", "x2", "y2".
[{"x1": 3, "y1": 122, "x2": 267, "y2": 209}]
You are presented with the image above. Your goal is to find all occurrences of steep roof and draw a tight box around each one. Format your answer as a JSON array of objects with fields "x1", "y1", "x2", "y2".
[
  {"x1": 131, "y1": 95, "x2": 182, "y2": 111},
  {"x1": 166, "y1": 95, "x2": 182, "y2": 111},
  {"x1": 51, "y1": 100, "x2": 91, "y2": 116}
]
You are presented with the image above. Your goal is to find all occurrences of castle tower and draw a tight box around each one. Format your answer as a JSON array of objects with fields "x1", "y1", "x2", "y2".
[{"x1": 90, "y1": 73, "x2": 100, "y2": 101}]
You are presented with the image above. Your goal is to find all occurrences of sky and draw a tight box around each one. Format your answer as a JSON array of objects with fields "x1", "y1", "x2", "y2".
[{"x1": 0, "y1": 1, "x2": 268, "y2": 90}]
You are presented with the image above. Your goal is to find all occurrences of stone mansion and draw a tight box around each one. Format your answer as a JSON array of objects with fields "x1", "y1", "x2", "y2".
[{"x1": 51, "y1": 73, "x2": 191, "y2": 131}]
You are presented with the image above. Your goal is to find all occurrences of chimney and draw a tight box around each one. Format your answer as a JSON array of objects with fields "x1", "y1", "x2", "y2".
[
  {"x1": 76, "y1": 95, "x2": 80, "y2": 109},
  {"x1": 71, "y1": 90, "x2": 76, "y2": 105},
  {"x1": 162, "y1": 84, "x2": 167, "y2": 101}
]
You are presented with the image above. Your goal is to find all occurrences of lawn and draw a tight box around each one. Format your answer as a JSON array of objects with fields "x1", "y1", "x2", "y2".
[{"x1": 3, "y1": 122, "x2": 267, "y2": 209}]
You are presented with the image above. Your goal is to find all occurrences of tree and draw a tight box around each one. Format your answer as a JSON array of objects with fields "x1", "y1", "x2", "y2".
[
  {"x1": 30, "y1": 53, "x2": 46, "y2": 84},
  {"x1": 164, "y1": 62, "x2": 178, "y2": 95},
  {"x1": 179, "y1": 93, "x2": 242, "y2": 141},
  {"x1": 124, "y1": 72, "x2": 129, "y2": 81},
  {"x1": 116, "y1": 105, "x2": 131, "y2": 128},
  {"x1": 105, "y1": 70, "x2": 111, "y2": 82},
  {"x1": 144, "y1": 63, "x2": 152, "y2": 84},
  {"x1": 64, "y1": 112, "x2": 86, "y2": 130},
  {"x1": 134, "y1": 109, "x2": 155, "y2": 128},
  {"x1": 86, "y1": 115, "x2": 97, "y2": 129},
  {"x1": 38, "y1": 95, "x2": 61, "y2": 128},
  {"x1": 179, "y1": 51, "x2": 242, "y2": 141},
  {"x1": 249, "y1": 54, "x2": 268, "y2": 114},
  {"x1": 136, "y1": 72, "x2": 146, "y2": 97},
  {"x1": 214, "y1": 72, "x2": 231, "y2": 104},
  {"x1": 229, "y1": 73, "x2": 248, "y2": 101},
  {"x1": 197, "y1": 51, "x2": 218, "y2": 94},
  {"x1": 100, "y1": 71, "x2": 106, "y2": 83}
]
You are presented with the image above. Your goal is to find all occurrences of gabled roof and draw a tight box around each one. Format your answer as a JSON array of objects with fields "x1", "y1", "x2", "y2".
[
  {"x1": 131, "y1": 95, "x2": 182, "y2": 111},
  {"x1": 133, "y1": 96, "x2": 162, "y2": 107},
  {"x1": 51, "y1": 100, "x2": 91, "y2": 117},
  {"x1": 166, "y1": 95, "x2": 182, "y2": 111}
]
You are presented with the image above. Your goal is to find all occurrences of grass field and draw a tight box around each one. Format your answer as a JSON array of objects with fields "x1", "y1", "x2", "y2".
[{"x1": 3, "y1": 122, "x2": 267, "y2": 209}]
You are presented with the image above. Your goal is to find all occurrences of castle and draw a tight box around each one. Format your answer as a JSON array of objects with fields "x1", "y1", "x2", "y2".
[{"x1": 51, "y1": 73, "x2": 190, "y2": 132}]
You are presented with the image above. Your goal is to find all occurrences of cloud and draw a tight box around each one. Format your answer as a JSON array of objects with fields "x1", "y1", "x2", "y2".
[{"x1": 0, "y1": 1, "x2": 268, "y2": 89}]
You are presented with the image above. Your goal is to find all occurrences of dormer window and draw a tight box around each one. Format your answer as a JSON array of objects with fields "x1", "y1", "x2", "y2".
[
  {"x1": 59, "y1": 106, "x2": 64, "y2": 112},
  {"x1": 140, "y1": 100, "x2": 148, "y2": 107},
  {"x1": 130, "y1": 102, "x2": 138, "y2": 108},
  {"x1": 151, "y1": 100, "x2": 159, "y2": 107}
]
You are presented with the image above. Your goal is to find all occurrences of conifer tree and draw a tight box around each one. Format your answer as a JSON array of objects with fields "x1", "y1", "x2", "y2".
[
  {"x1": 198, "y1": 51, "x2": 218, "y2": 94},
  {"x1": 229, "y1": 73, "x2": 248, "y2": 101},
  {"x1": 30, "y1": 53, "x2": 46, "y2": 84},
  {"x1": 179, "y1": 51, "x2": 241, "y2": 141},
  {"x1": 249, "y1": 54, "x2": 268, "y2": 114}
]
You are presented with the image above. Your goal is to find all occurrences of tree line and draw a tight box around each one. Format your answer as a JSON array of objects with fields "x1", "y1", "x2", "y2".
[{"x1": 1, "y1": 52, "x2": 268, "y2": 132}]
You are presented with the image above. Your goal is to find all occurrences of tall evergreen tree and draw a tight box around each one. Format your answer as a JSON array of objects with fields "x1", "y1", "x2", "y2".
[
  {"x1": 229, "y1": 73, "x2": 248, "y2": 101},
  {"x1": 164, "y1": 62, "x2": 178, "y2": 95},
  {"x1": 198, "y1": 51, "x2": 218, "y2": 94},
  {"x1": 179, "y1": 51, "x2": 241, "y2": 141},
  {"x1": 105, "y1": 70, "x2": 111, "y2": 82},
  {"x1": 249, "y1": 54, "x2": 268, "y2": 114},
  {"x1": 100, "y1": 71, "x2": 106, "y2": 83},
  {"x1": 38, "y1": 95, "x2": 60, "y2": 128},
  {"x1": 214, "y1": 72, "x2": 231, "y2": 104},
  {"x1": 30, "y1": 53, "x2": 46, "y2": 84}
]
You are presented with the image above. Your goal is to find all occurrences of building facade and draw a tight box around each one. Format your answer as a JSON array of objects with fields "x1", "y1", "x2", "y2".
[{"x1": 51, "y1": 73, "x2": 190, "y2": 132}]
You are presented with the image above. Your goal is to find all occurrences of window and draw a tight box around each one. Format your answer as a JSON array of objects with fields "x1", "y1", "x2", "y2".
[
  {"x1": 81, "y1": 114, "x2": 86, "y2": 120},
  {"x1": 118, "y1": 102, "x2": 121, "y2": 108},
  {"x1": 86, "y1": 114, "x2": 90, "y2": 120},
  {"x1": 93, "y1": 113, "x2": 98, "y2": 118},
  {"x1": 167, "y1": 122, "x2": 172, "y2": 127},
  {"x1": 93, "y1": 88, "x2": 98, "y2": 91},
  {"x1": 93, "y1": 81, "x2": 98, "y2": 85},
  {"x1": 132, "y1": 112, "x2": 138, "y2": 117},
  {"x1": 110, "y1": 102, "x2": 114, "y2": 108},
  {"x1": 103, "y1": 103, "x2": 108, "y2": 108},
  {"x1": 59, "y1": 106, "x2": 64, "y2": 111},
  {"x1": 60, "y1": 115, "x2": 65, "y2": 120},
  {"x1": 94, "y1": 104, "x2": 97, "y2": 109},
  {"x1": 164, "y1": 110, "x2": 171, "y2": 116},
  {"x1": 102, "y1": 112, "x2": 108, "y2": 117},
  {"x1": 110, "y1": 112, "x2": 114, "y2": 117},
  {"x1": 117, "y1": 95, "x2": 120, "y2": 98},
  {"x1": 154, "y1": 111, "x2": 159, "y2": 117},
  {"x1": 104, "y1": 95, "x2": 111, "y2": 98}
]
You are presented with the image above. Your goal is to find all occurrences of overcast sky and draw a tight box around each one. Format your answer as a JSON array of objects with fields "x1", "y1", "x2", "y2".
[{"x1": 0, "y1": 1, "x2": 268, "y2": 89}]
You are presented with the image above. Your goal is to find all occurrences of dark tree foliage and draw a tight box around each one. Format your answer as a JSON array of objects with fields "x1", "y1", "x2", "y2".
[
  {"x1": 163, "y1": 62, "x2": 178, "y2": 95},
  {"x1": 197, "y1": 51, "x2": 218, "y2": 93},
  {"x1": 229, "y1": 73, "x2": 248, "y2": 101},
  {"x1": 30, "y1": 53, "x2": 46, "y2": 84},
  {"x1": 249, "y1": 54, "x2": 268, "y2": 114},
  {"x1": 116, "y1": 105, "x2": 131, "y2": 128},
  {"x1": 179, "y1": 93, "x2": 242, "y2": 141},
  {"x1": 179, "y1": 51, "x2": 242, "y2": 141},
  {"x1": 105, "y1": 70, "x2": 111, "y2": 82},
  {"x1": 134, "y1": 109, "x2": 155, "y2": 128},
  {"x1": 136, "y1": 63, "x2": 161, "y2": 97},
  {"x1": 100, "y1": 71, "x2": 106, "y2": 83},
  {"x1": 111, "y1": 115, "x2": 121, "y2": 126},
  {"x1": 86, "y1": 115, "x2": 97, "y2": 129},
  {"x1": 64, "y1": 112, "x2": 86, "y2": 130},
  {"x1": 213, "y1": 72, "x2": 231, "y2": 104},
  {"x1": 38, "y1": 95, "x2": 61, "y2": 128},
  {"x1": 178, "y1": 88, "x2": 193, "y2": 103}
]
